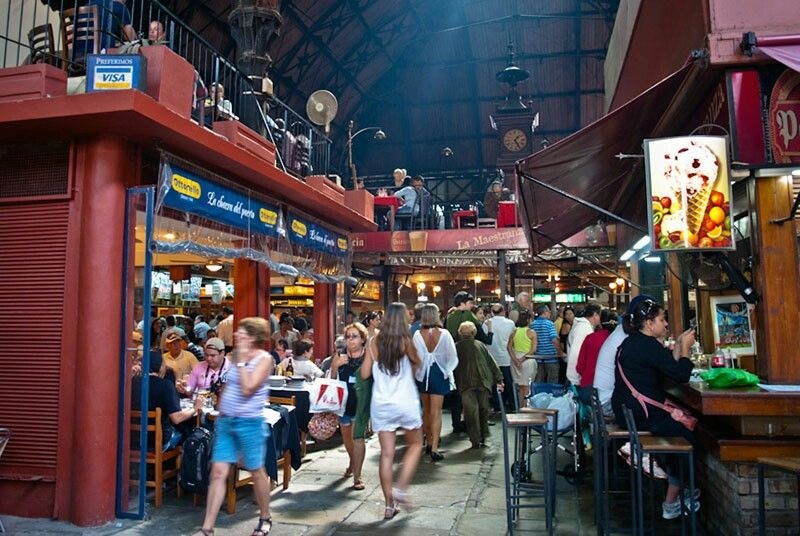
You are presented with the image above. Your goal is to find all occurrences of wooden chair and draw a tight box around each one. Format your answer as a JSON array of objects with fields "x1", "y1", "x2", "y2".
[
  {"x1": 60, "y1": 5, "x2": 99, "y2": 72},
  {"x1": 27, "y1": 24, "x2": 58, "y2": 67},
  {"x1": 130, "y1": 409, "x2": 182, "y2": 508}
]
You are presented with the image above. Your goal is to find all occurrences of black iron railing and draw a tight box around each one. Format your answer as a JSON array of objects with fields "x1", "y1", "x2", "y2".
[{"x1": 0, "y1": 0, "x2": 330, "y2": 178}]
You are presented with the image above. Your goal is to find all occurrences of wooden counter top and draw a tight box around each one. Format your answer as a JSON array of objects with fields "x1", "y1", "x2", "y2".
[{"x1": 666, "y1": 380, "x2": 800, "y2": 417}]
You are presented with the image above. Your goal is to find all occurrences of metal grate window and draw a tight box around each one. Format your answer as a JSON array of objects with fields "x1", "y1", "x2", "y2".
[{"x1": 0, "y1": 143, "x2": 71, "y2": 201}]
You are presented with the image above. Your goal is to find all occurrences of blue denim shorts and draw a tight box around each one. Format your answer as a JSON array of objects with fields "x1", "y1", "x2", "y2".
[
  {"x1": 212, "y1": 416, "x2": 268, "y2": 470},
  {"x1": 340, "y1": 414, "x2": 354, "y2": 426}
]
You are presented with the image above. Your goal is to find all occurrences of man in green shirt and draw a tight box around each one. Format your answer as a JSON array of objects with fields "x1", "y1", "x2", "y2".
[{"x1": 444, "y1": 291, "x2": 493, "y2": 433}]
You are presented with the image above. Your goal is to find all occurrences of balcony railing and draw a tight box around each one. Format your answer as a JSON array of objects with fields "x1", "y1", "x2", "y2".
[{"x1": 0, "y1": 0, "x2": 330, "y2": 178}]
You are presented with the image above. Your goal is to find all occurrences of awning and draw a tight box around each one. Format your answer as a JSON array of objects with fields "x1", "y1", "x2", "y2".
[
  {"x1": 516, "y1": 60, "x2": 720, "y2": 254},
  {"x1": 742, "y1": 32, "x2": 800, "y2": 73}
]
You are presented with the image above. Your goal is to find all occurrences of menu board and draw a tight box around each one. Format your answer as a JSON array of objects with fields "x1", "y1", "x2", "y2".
[{"x1": 644, "y1": 136, "x2": 734, "y2": 251}]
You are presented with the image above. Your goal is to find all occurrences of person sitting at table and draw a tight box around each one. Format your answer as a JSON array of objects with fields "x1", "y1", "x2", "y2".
[
  {"x1": 178, "y1": 338, "x2": 231, "y2": 396},
  {"x1": 291, "y1": 339, "x2": 324, "y2": 381},
  {"x1": 147, "y1": 20, "x2": 167, "y2": 43},
  {"x1": 132, "y1": 351, "x2": 206, "y2": 451},
  {"x1": 330, "y1": 322, "x2": 372, "y2": 490},
  {"x1": 194, "y1": 317, "x2": 275, "y2": 536},
  {"x1": 394, "y1": 176, "x2": 423, "y2": 229},
  {"x1": 206, "y1": 83, "x2": 235, "y2": 120},
  {"x1": 270, "y1": 338, "x2": 290, "y2": 365},
  {"x1": 163, "y1": 327, "x2": 199, "y2": 382},
  {"x1": 483, "y1": 180, "x2": 511, "y2": 219},
  {"x1": 71, "y1": 0, "x2": 136, "y2": 69},
  {"x1": 392, "y1": 168, "x2": 408, "y2": 190}
]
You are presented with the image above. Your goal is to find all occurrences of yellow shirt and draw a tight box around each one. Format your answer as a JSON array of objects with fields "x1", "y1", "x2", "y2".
[
  {"x1": 512, "y1": 327, "x2": 532, "y2": 354},
  {"x1": 163, "y1": 350, "x2": 199, "y2": 380}
]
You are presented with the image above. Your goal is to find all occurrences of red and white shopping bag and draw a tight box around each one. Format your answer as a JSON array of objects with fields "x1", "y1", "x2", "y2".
[{"x1": 309, "y1": 378, "x2": 349, "y2": 417}]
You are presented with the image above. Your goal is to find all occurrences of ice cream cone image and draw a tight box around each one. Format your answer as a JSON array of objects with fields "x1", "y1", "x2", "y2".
[{"x1": 664, "y1": 141, "x2": 719, "y2": 234}]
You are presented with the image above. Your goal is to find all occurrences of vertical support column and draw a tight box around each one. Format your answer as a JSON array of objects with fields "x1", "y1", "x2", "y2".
[
  {"x1": 498, "y1": 251, "x2": 507, "y2": 302},
  {"x1": 750, "y1": 175, "x2": 800, "y2": 383},
  {"x1": 233, "y1": 259, "x2": 270, "y2": 323},
  {"x1": 313, "y1": 283, "x2": 335, "y2": 359},
  {"x1": 666, "y1": 254, "x2": 686, "y2": 331},
  {"x1": 67, "y1": 136, "x2": 131, "y2": 525}
]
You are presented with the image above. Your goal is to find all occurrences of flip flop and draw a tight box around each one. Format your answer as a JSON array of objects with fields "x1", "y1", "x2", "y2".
[
  {"x1": 384, "y1": 505, "x2": 399, "y2": 520},
  {"x1": 352, "y1": 479, "x2": 366, "y2": 490}
]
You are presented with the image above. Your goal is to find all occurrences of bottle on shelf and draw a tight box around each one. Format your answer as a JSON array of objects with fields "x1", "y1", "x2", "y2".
[
  {"x1": 285, "y1": 356, "x2": 294, "y2": 377},
  {"x1": 711, "y1": 343, "x2": 726, "y2": 368}
]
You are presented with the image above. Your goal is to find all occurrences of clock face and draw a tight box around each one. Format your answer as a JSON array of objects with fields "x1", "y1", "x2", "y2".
[{"x1": 502, "y1": 128, "x2": 528, "y2": 152}]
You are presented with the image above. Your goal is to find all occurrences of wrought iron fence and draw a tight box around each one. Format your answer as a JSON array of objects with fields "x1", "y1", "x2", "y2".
[{"x1": 0, "y1": 0, "x2": 330, "y2": 178}]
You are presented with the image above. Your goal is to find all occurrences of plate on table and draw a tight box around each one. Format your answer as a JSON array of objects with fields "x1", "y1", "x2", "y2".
[{"x1": 268, "y1": 375, "x2": 286, "y2": 388}]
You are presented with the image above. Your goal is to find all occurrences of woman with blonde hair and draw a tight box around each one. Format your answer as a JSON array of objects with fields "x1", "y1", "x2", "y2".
[
  {"x1": 330, "y1": 322, "x2": 371, "y2": 490},
  {"x1": 393, "y1": 168, "x2": 408, "y2": 189},
  {"x1": 193, "y1": 317, "x2": 274, "y2": 536},
  {"x1": 360, "y1": 302, "x2": 424, "y2": 519},
  {"x1": 413, "y1": 303, "x2": 458, "y2": 462}
]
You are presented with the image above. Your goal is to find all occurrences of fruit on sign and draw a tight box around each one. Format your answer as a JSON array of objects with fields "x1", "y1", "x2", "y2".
[
  {"x1": 707, "y1": 225, "x2": 723, "y2": 240},
  {"x1": 659, "y1": 236, "x2": 672, "y2": 249},
  {"x1": 698, "y1": 237, "x2": 714, "y2": 248},
  {"x1": 687, "y1": 232, "x2": 699, "y2": 246},
  {"x1": 724, "y1": 216, "x2": 731, "y2": 230},
  {"x1": 710, "y1": 191, "x2": 724, "y2": 207},
  {"x1": 654, "y1": 224, "x2": 661, "y2": 236},
  {"x1": 704, "y1": 219, "x2": 717, "y2": 232},
  {"x1": 660, "y1": 196, "x2": 672, "y2": 209},
  {"x1": 708, "y1": 206, "x2": 725, "y2": 225}
]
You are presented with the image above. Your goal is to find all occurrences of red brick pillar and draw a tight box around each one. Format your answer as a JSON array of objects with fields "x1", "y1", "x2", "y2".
[{"x1": 313, "y1": 283, "x2": 335, "y2": 359}]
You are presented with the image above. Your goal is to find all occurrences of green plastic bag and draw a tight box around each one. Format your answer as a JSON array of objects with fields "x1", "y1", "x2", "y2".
[{"x1": 699, "y1": 368, "x2": 759, "y2": 388}]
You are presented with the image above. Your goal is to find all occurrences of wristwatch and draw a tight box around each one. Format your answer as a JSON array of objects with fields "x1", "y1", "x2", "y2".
[{"x1": 237, "y1": 361, "x2": 247, "y2": 368}]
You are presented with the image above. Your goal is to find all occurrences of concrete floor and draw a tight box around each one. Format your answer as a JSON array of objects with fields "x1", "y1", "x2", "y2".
[{"x1": 1, "y1": 416, "x2": 703, "y2": 535}]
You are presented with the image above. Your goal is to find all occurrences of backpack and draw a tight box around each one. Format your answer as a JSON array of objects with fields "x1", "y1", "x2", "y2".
[{"x1": 179, "y1": 426, "x2": 212, "y2": 494}]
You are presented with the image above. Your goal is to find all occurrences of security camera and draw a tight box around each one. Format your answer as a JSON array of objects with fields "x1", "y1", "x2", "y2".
[
  {"x1": 540, "y1": 138, "x2": 551, "y2": 149},
  {"x1": 442, "y1": 147, "x2": 453, "y2": 157},
  {"x1": 374, "y1": 129, "x2": 386, "y2": 140}
]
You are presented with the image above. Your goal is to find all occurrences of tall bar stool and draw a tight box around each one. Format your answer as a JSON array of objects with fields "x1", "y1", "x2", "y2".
[
  {"x1": 497, "y1": 390, "x2": 554, "y2": 534},
  {"x1": 757, "y1": 457, "x2": 800, "y2": 536},
  {"x1": 621, "y1": 406, "x2": 697, "y2": 536},
  {"x1": 590, "y1": 389, "x2": 652, "y2": 535}
]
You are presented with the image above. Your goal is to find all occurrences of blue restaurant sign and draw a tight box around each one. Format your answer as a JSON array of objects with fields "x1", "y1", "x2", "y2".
[
  {"x1": 162, "y1": 165, "x2": 283, "y2": 238},
  {"x1": 288, "y1": 212, "x2": 350, "y2": 257}
]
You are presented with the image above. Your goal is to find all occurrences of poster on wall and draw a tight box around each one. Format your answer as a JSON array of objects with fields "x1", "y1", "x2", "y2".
[
  {"x1": 644, "y1": 136, "x2": 734, "y2": 252},
  {"x1": 709, "y1": 295, "x2": 756, "y2": 355}
]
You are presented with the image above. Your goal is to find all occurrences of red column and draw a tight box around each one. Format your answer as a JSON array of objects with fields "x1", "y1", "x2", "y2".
[
  {"x1": 313, "y1": 283, "x2": 335, "y2": 358},
  {"x1": 233, "y1": 259, "x2": 270, "y2": 343},
  {"x1": 65, "y1": 137, "x2": 132, "y2": 525}
]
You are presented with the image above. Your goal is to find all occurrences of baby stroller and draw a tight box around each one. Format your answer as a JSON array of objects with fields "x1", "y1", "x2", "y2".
[{"x1": 526, "y1": 382, "x2": 587, "y2": 484}]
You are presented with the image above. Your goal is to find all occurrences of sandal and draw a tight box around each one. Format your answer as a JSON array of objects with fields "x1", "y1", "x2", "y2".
[
  {"x1": 352, "y1": 479, "x2": 366, "y2": 490},
  {"x1": 252, "y1": 517, "x2": 272, "y2": 536},
  {"x1": 192, "y1": 530, "x2": 214, "y2": 536},
  {"x1": 384, "y1": 505, "x2": 399, "y2": 520},
  {"x1": 392, "y1": 487, "x2": 414, "y2": 511}
]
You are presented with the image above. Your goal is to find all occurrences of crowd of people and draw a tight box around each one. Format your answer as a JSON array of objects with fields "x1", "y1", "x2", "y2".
[{"x1": 130, "y1": 287, "x2": 698, "y2": 533}]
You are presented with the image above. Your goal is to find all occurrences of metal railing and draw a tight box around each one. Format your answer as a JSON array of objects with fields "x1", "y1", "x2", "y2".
[{"x1": 0, "y1": 0, "x2": 330, "y2": 178}]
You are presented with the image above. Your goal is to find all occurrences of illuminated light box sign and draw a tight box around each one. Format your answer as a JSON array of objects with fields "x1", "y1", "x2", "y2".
[
  {"x1": 86, "y1": 54, "x2": 147, "y2": 92},
  {"x1": 533, "y1": 293, "x2": 587, "y2": 303},
  {"x1": 644, "y1": 136, "x2": 734, "y2": 252},
  {"x1": 162, "y1": 165, "x2": 283, "y2": 239},
  {"x1": 287, "y1": 213, "x2": 349, "y2": 257}
]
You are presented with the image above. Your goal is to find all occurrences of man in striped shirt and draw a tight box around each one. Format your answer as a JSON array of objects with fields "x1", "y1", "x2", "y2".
[{"x1": 530, "y1": 305, "x2": 563, "y2": 384}]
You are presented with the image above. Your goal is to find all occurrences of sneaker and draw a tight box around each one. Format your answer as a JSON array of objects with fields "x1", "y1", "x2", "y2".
[
  {"x1": 662, "y1": 497, "x2": 701, "y2": 520},
  {"x1": 682, "y1": 487, "x2": 701, "y2": 502}
]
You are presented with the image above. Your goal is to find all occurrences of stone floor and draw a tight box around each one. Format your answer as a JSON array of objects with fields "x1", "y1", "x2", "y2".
[{"x1": 1, "y1": 416, "x2": 707, "y2": 535}]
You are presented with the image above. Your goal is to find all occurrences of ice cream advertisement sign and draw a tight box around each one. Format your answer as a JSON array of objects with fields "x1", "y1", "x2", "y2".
[{"x1": 644, "y1": 136, "x2": 734, "y2": 252}]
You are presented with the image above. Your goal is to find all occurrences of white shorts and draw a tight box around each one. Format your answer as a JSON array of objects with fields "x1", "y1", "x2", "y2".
[{"x1": 510, "y1": 351, "x2": 537, "y2": 386}]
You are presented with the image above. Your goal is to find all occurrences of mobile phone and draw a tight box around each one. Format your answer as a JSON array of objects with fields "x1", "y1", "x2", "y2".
[{"x1": 689, "y1": 319, "x2": 698, "y2": 330}]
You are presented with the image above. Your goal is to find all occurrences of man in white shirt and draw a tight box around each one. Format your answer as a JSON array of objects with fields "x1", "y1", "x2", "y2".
[
  {"x1": 593, "y1": 295, "x2": 654, "y2": 416},
  {"x1": 566, "y1": 302, "x2": 602, "y2": 386},
  {"x1": 216, "y1": 306, "x2": 234, "y2": 352},
  {"x1": 483, "y1": 303, "x2": 516, "y2": 410}
]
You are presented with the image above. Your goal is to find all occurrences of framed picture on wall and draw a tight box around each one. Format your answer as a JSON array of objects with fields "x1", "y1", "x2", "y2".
[{"x1": 709, "y1": 295, "x2": 755, "y2": 355}]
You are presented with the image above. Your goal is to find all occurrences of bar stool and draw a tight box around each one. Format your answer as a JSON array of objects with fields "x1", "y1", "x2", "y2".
[
  {"x1": 621, "y1": 406, "x2": 697, "y2": 536},
  {"x1": 497, "y1": 391, "x2": 554, "y2": 534},
  {"x1": 590, "y1": 390, "x2": 651, "y2": 535},
  {"x1": 757, "y1": 457, "x2": 800, "y2": 536}
]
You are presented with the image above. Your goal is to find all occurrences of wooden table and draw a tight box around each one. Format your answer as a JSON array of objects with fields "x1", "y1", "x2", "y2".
[
  {"x1": 452, "y1": 209, "x2": 477, "y2": 228},
  {"x1": 374, "y1": 196, "x2": 400, "y2": 231},
  {"x1": 497, "y1": 201, "x2": 520, "y2": 228}
]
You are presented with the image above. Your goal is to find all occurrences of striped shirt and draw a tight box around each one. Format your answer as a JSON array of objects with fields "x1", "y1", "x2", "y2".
[
  {"x1": 219, "y1": 354, "x2": 270, "y2": 417},
  {"x1": 530, "y1": 318, "x2": 558, "y2": 357}
]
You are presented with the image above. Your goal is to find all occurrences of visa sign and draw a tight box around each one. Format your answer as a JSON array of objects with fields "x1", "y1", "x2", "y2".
[
  {"x1": 86, "y1": 55, "x2": 146, "y2": 92},
  {"x1": 95, "y1": 67, "x2": 133, "y2": 88}
]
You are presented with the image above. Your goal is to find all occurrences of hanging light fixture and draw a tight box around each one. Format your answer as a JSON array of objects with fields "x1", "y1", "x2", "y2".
[{"x1": 205, "y1": 259, "x2": 224, "y2": 272}]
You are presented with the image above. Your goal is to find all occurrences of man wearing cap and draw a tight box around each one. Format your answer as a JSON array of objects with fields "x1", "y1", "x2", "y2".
[
  {"x1": 445, "y1": 291, "x2": 493, "y2": 433},
  {"x1": 163, "y1": 327, "x2": 199, "y2": 381},
  {"x1": 132, "y1": 351, "x2": 206, "y2": 450},
  {"x1": 179, "y1": 338, "x2": 231, "y2": 396},
  {"x1": 593, "y1": 295, "x2": 653, "y2": 416}
]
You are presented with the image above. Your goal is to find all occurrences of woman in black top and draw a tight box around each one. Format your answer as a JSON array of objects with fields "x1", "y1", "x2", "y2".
[{"x1": 612, "y1": 299, "x2": 698, "y2": 519}]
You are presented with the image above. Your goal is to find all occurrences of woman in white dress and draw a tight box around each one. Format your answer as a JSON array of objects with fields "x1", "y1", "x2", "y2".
[
  {"x1": 413, "y1": 303, "x2": 458, "y2": 462},
  {"x1": 360, "y1": 302, "x2": 424, "y2": 520}
]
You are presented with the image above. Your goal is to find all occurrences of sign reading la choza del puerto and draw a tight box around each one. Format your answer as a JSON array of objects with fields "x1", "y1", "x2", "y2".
[{"x1": 351, "y1": 227, "x2": 528, "y2": 253}]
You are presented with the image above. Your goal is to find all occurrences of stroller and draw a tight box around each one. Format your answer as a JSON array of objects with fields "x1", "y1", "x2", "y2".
[{"x1": 525, "y1": 382, "x2": 589, "y2": 484}]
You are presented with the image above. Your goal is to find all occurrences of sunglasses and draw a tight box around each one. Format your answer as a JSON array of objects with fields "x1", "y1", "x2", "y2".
[{"x1": 639, "y1": 299, "x2": 658, "y2": 317}]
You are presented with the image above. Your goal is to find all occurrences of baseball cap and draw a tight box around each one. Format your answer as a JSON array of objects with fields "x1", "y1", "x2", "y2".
[
  {"x1": 453, "y1": 291, "x2": 474, "y2": 306},
  {"x1": 204, "y1": 337, "x2": 225, "y2": 351},
  {"x1": 164, "y1": 327, "x2": 186, "y2": 343},
  {"x1": 626, "y1": 295, "x2": 654, "y2": 316}
]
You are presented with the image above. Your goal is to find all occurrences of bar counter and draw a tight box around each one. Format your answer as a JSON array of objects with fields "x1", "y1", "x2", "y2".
[{"x1": 666, "y1": 380, "x2": 800, "y2": 417}]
